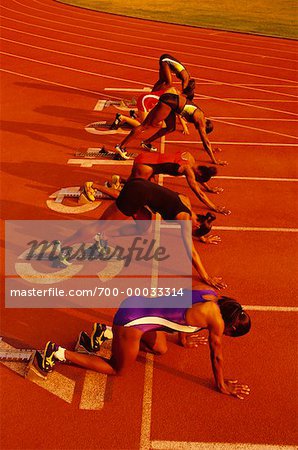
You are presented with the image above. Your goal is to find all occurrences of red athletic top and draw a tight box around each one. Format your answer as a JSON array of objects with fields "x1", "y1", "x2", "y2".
[{"x1": 136, "y1": 89, "x2": 166, "y2": 112}]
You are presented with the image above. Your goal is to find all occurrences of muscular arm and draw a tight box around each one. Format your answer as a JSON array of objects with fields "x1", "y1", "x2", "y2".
[
  {"x1": 179, "y1": 217, "x2": 225, "y2": 289},
  {"x1": 177, "y1": 115, "x2": 189, "y2": 134},
  {"x1": 183, "y1": 166, "x2": 227, "y2": 214},
  {"x1": 200, "y1": 181, "x2": 224, "y2": 194},
  {"x1": 208, "y1": 307, "x2": 250, "y2": 399},
  {"x1": 208, "y1": 315, "x2": 227, "y2": 392},
  {"x1": 194, "y1": 113, "x2": 227, "y2": 166}
]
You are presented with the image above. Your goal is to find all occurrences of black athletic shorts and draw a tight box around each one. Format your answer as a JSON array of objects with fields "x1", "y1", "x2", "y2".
[{"x1": 116, "y1": 178, "x2": 191, "y2": 220}]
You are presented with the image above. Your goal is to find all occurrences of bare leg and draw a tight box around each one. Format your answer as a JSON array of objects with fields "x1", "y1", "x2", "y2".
[
  {"x1": 62, "y1": 202, "x2": 127, "y2": 248},
  {"x1": 110, "y1": 326, "x2": 143, "y2": 375},
  {"x1": 119, "y1": 102, "x2": 172, "y2": 148},
  {"x1": 65, "y1": 350, "x2": 116, "y2": 374},
  {"x1": 63, "y1": 325, "x2": 143, "y2": 375},
  {"x1": 143, "y1": 110, "x2": 176, "y2": 145},
  {"x1": 118, "y1": 114, "x2": 141, "y2": 128},
  {"x1": 140, "y1": 331, "x2": 168, "y2": 355}
]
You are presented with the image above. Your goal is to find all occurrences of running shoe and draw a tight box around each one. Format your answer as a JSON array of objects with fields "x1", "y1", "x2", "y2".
[
  {"x1": 94, "y1": 233, "x2": 109, "y2": 256},
  {"x1": 114, "y1": 145, "x2": 130, "y2": 160},
  {"x1": 90, "y1": 323, "x2": 113, "y2": 351},
  {"x1": 141, "y1": 142, "x2": 157, "y2": 152},
  {"x1": 83, "y1": 181, "x2": 96, "y2": 202},
  {"x1": 129, "y1": 109, "x2": 137, "y2": 119},
  {"x1": 104, "y1": 174, "x2": 121, "y2": 190},
  {"x1": 57, "y1": 252, "x2": 72, "y2": 267},
  {"x1": 41, "y1": 341, "x2": 59, "y2": 372},
  {"x1": 110, "y1": 113, "x2": 122, "y2": 130},
  {"x1": 75, "y1": 331, "x2": 93, "y2": 353}
]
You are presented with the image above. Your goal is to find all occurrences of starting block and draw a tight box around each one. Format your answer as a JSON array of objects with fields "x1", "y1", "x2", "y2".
[
  {"x1": 49, "y1": 186, "x2": 111, "y2": 204},
  {"x1": 0, "y1": 337, "x2": 48, "y2": 380},
  {"x1": 94, "y1": 99, "x2": 137, "y2": 112},
  {"x1": 74, "y1": 147, "x2": 138, "y2": 160},
  {"x1": 85, "y1": 121, "x2": 131, "y2": 135}
]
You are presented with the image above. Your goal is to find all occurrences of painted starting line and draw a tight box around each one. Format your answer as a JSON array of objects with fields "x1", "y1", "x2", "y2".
[
  {"x1": 165, "y1": 141, "x2": 298, "y2": 146},
  {"x1": 160, "y1": 224, "x2": 298, "y2": 233},
  {"x1": 150, "y1": 442, "x2": 296, "y2": 449}
]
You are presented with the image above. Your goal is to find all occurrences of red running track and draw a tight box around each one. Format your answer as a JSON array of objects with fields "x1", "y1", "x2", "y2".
[{"x1": 0, "y1": 0, "x2": 298, "y2": 448}]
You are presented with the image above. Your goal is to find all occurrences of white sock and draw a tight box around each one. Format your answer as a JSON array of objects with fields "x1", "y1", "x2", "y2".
[
  {"x1": 54, "y1": 346, "x2": 66, "y2": 361},
  {"x1": 104, "y1": 326, "x2": 113, "y2": 340}
]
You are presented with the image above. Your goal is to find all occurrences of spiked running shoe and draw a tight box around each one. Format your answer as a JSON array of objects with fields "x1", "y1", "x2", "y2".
[
  {"x1": 141, "y1": 142, "x2": 157, "y2": 152},
  {"x1": 110, "y1": 113, "x2": 122, "y2": 130},
  {"x1": 75, "y1": 331, "x2": 94, "y2": 353},
  {"x1": 42, "y1": 341, "x2": 59, "y2": 372},
  {"x1": 90, "y1": 323, "x2": 113, "y2": 351},
  {"x1": 114, "y1": 145, "x2": 130, "y2": 160},
  {"x1": 83, "y1": 181, "x2": 96, "y2": 202},
  {"x1": 129, "y1": 109, "x2": 137, "y2": 119}
]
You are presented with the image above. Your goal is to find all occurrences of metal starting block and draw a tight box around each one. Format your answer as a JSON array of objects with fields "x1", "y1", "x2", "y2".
[
  {"x1": 49, "y1": 186, "x2": 111, "y2": 204},
  {"x1": 0, "y1": 338, "x2": 48, "y2": 380},
  {"x1": 74, "y1": 147, "x2": 138, "y2": 160}
]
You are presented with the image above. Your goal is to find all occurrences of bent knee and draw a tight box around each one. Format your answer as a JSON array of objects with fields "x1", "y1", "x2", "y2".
[{"x1": 153, "y1": 345, "x2": 168, "y2": 356}]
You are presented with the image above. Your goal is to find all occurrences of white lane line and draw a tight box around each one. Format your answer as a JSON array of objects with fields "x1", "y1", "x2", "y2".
[
  {"x1": 163, "y1": 175, "x2": 298, "y2": 182},
  {"x1": 140, "y1": 139, "x2": 166, "y2": 449},
  {"x1": 79, "y1": 342, "x2": 112, "y2": 410},
  {"x1": 0, "y1": 51, "x2": 147, "y2": 86},
  {"x1": 104, "y1": 87, "x2": 151, "y2": 92},
  {"x1": 243, "y1": 305, "x2": 298, "y2": 312},
  {"x1": 28, "y1": 0, "x2": 298, "y2": 50},
  {"x1": 210, "y1": 118, "x2": 298, "y2": 121},
  {"x1": 67, "y1": 159, "x2": 134, "y2": 167},
  {"x1": 213, "y1": 227, "x2": 298, "y2": 232},
  {"x1": 235, "y1": 84, "x2": 298, "y2": 87},
  {"x1": 7, "y1": 0, "x2": 298, "y2": 58},
  {"x1": 1, "y1": 27, "x2": 296, "y2": 79},
  {"x1": 140, "y1": 354, "x2": 155, "y2": 450},
  {"x1": 2, "y1": 22, "x2": 297, "y2": 108},
  {"x1": 198, "y1": 93, "x2": 298, "y2": 117},
  {"x1": 214, "y1": 176, "x2": 298, "y2": 182},
  {"x1": 3, "y1": 66, "x2": 295, "y2": 123},
  {"x1": 151, "y1": 441, "x2": 297, "y2": 449},
  {"x1": 28, "y1": 0, "x2": 298, "y2": 49},
  {"x1": 160, "y1": 225, "x2": 298, "y2": 233},
  {"x1": 219, "y1": 99, "x2": 298, "y2": 102},
  {"x1": 213, "y1": 119, "x2": 298, "y2": 140},
  {"x1": 166, "y1": 141, "x2": 298, "y2": 146},
  {"x1": 0, "y1": 68, "x2": 120, "y2": 98},
  {"x1": 1, "y1": 10, "x2": 298, "y2": 88}
]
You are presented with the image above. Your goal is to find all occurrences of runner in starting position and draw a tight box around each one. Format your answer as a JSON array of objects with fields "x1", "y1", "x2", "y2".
[{"x1": 40, "y1": 281, "x2": 251, "y2": 400}]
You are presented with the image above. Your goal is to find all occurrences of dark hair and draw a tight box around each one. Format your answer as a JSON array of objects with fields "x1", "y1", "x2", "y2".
[
  {"x1": 195, "y1": 165, "x2": 217, "y2": 183},
  {"x1": 193, "y1": 212, "x2": 216, "y2": 237},
  {"x1": 182, "y1": 78, "x2": 196, "y2": 100},
  {"x1": 205, "y1": 119, "x2": 214, "y2": 134},
  {"x1": 218, "y1": 296, "x2": 251, "y2": 337}
]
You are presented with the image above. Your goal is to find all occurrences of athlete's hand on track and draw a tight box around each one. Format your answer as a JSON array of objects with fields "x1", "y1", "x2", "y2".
[
  {"x1": 182, "y1": 128, "x2": 190, "y2": 135},
  {"x1": 221, "y1": 380, "x2": 251, "y2": 399},
  {"x1": 215, "y1": 206, "x2": 231, "y2": 215},
  {"x1": 215, "y1": 160, "x2": 228, "y2": 166},
  {"x1": 180, "y1": 332, "x2": 208, "y2": 348},
  {"x1": 213, "y1": 147, "x2": 222, "y2": 153},
  {"x1": 208, "y1": 187, "x2": 224, "y2": 194},
  {"x1": 205, "y1": 277, "x2": 227, "y2": 290},
  {"x1": 200, "y1": 235, "x2": 221, "y2": 245}
]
